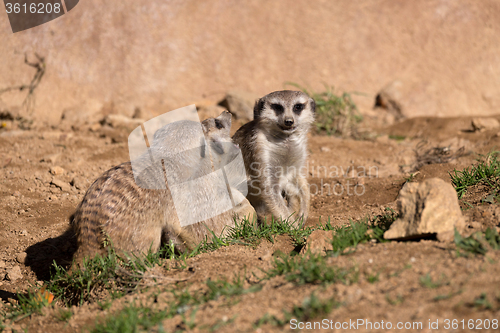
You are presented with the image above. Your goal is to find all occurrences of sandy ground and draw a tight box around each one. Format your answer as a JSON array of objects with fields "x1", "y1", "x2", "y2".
[{"x1": 1, "y1": 114, "x2": 500, "y2": 332}]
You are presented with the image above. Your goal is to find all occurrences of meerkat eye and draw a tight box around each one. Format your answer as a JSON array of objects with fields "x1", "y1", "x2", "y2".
[
  {"x1": 293, "y1": 103, "x2": 305, "y2": 114},
  {"x1": 214, "y1": 119, "x2": 224, "y2": 129},
  {"x1": 271, "y1": 103, "x2": 284, "y2": 114}
]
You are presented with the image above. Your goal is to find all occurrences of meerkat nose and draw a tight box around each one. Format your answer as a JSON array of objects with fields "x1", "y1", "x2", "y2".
[{"x1": 284, "y1": 118, "x2": 294, "y2": 127}]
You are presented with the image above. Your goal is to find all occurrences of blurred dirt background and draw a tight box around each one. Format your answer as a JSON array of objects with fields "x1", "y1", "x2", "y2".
[{"x1": 1, "y1": 0, "x2": 500, "y2": 124}]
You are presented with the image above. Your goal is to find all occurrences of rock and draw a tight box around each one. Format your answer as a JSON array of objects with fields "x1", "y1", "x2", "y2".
[
  {"x1": 102, "y1": 114, "x2": 144, "y2": 129},
  {"x1": 436, "y1": 230, "x2": 454, "y2": 242},
  {"x1": 301, "y1": 230, "x2": 333, "y2": 254},
  {"x1": 219, "y1": 90, "x2": 259, "y2": 122},
  {"x1": 5, "y1": 266, "x2": 22, "y2": 282},
  {"x1": 34, "y1": 171, "x2": 51, "y2": 183},
  {"x1": 50, "y1": 166, "x2": 65, "y2": 176},
  {"x1": 0, "y1": 108, "x2": 16, "y2": 121},
  {"x1": 70, "y1": 177, "x2": 87, "y2": 190},
  {"x1": 59, "y1": 102, "x2": 104, "y2": 131},
  {"x1": 320, "y1": 146, "x2": 331, "y2": 152},
  {"x1": 259, "y1": 251, "x2": 272, "y2": 261},
  {"x1": 51, "y1": 178, "x2": 72, "y2": 192},
  {"x1": 98, "y1": 125, "x2": 128, "y2": 143},
  {"x1": 471, "y1": 117, "x2": 500, "y2": 132},
  {"x1": 16, "y1": 252, "x2": 27, "y2": 264},
  {"x1": 89, "y1": 122, "x2": 102, "y2": 132},
  {"x1": 41, "y1": 153, "x2": 61, "y2": 164},
  {"x1": 132, "y1": 107, "x2": 153, "y2": 120},
  {"x1": 374, "y1": 80, "x2": 405, "y2": 119},
  {"x1": 0, "y1": 260, "x2": 5, "y2": 268},
  {"x1": 384, "y1": 178, "x2": 465, "y2": 241}
]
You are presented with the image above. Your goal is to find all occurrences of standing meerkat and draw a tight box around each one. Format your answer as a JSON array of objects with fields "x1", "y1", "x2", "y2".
[
  {"x1": 232, "y1": 90, "x2": 315, "y2": 225},
  {"x1": 71, "y1": 111, "x2": 255, "y2": 266}
]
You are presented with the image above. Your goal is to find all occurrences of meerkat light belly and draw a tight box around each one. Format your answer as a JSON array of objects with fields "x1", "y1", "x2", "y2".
[{"x1": 233, "y1": 90, "x2": 315, "y2": 225}]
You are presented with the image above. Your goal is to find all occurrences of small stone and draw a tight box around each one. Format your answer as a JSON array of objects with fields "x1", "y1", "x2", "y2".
[
  {"x1": 0, "y1": 260, "x2": 5, "y2": 268},
  {"x1": 70, "y1": 177, "x2": 86, "y2": 190},
  {"x1": 103, "y1": 114, "x2": 143, "y2": 129},
  {"x1": 469, "y1": 221, "x2": 482, "y2": 229},
  {"x1": 5, "y1": 266, "x2": 22, "y2": 282},
  {"x1": 218, "y1": 90, "x2": 259, "y2": 122},
  {"x1": 259, "y1": 251, "x2": 272, "y2": 261},
  {"x1": 51, "y1": 178, "x2": 71, "y2": 192},
  {"x1": 12, "y1": 191, "x2": 21, "y2": 197},
  {"x1": 301, "y1": 230, "x2": 334, "y2": 255},
  {"x1": 89, "y1": 122, "x2": 102, "y2": 132},
  {"x1": 471, "y1": 117, "x2": 500, "y2": 132},
  {"x1": 41, "y1": 153, "x2": 61, "y2": 164},
  {"x1": 374, "y1": 80, "x2": 404, "y2": 118},
  {"x1": 320, "y1": 146, "x2": 331, "y2": 152},
  {"x1": 132, "y1": 107, "x2": 153, "y2": 120},
  {"x1": 50, "y1": 166, "x2": 65, "y2": 176},
  {"x1": 16, "y1": 252, "x2": 27, "y2": 264}
]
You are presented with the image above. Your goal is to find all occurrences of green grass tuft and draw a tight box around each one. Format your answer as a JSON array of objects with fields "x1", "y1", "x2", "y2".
[
  {"x1": 320, "y1": 208, "x2": 396, "y2": 257},
  {"x1": 454, "y1": 228, "x2": 500, "y2": 256},
  {"x1": 47, "y1": 248, "x2": 166, "y2": 305},
  {"x1": 264, "y1": 252, "x2": 357, "y2": 286},
  {"x1": 225, "y1": 217, "x2": 314, "y2": 248},
  {"x1": 56, "y1": 308, "x2": 73, "y2": 322},
  {"x1": 91, "y1": 304, "x2": 168, "y2": 333},
  {"x1": 256, "y1": 292, "x2": 339, "y2": 327},
  {"x1": 449, "y1": 151, "x2": 500, "y2": 199},
  {"x1": 285, "y1": 82, "x2": 362, "y2": 137},
  {"x1": 3, "y1": 285, "x2": 54, "y2": 322},
  {"x1": 419, "y1": 274, "x2": 448, "y2": 289}
]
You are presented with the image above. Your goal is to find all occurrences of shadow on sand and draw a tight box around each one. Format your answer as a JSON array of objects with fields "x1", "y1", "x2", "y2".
[{"x1": 24, "y1": 228, "x2": 77, "y2": 281}]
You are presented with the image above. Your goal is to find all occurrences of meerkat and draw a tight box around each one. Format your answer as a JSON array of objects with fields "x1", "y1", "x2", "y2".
[
  {"x1": 70, "y1": 111, "x2": 255, "y2": 267},
  {"x1": 232, "y1": 90, "x2": 315, "y2": 225}
]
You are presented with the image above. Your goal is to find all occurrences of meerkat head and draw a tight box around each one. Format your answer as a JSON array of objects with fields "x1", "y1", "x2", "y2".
[
  {"x1": 253, "y1": 90, "x2": 316, "y2": 135},
  {"x1": 200, "y1": 111, "x2": 240, "y2": 167}
]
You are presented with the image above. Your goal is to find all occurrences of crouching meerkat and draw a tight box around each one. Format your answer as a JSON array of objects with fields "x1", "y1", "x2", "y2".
[
  {"x1": 70, "y1": 111, "x2": 255, "y2": 267},
  {"x1": 232, "y1": 90, "x2": 315, "y2": 225}
]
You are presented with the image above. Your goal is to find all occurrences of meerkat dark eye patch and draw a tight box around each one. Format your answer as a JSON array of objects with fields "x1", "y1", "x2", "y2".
[
  {"x1": 293, "y1": 103, "x2": 305, "y2": 114},
  {"x1": 214, "y1": 118, "x2": 224, "y2": 129},
  {"x1": 271, "y1": 103, "x2": 285, "y2": 114}
]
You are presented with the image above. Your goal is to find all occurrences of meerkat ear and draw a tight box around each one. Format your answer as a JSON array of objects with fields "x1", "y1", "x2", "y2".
[
  {"x1": 216, "y1": 111, "x2": 232, "y2": 129},
  {"x1": 253, "y1": 98, "x2": 265, "y2": 120},
  {"x1": 309, "y1": 98, "x2": 316, "y2": 113}
]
